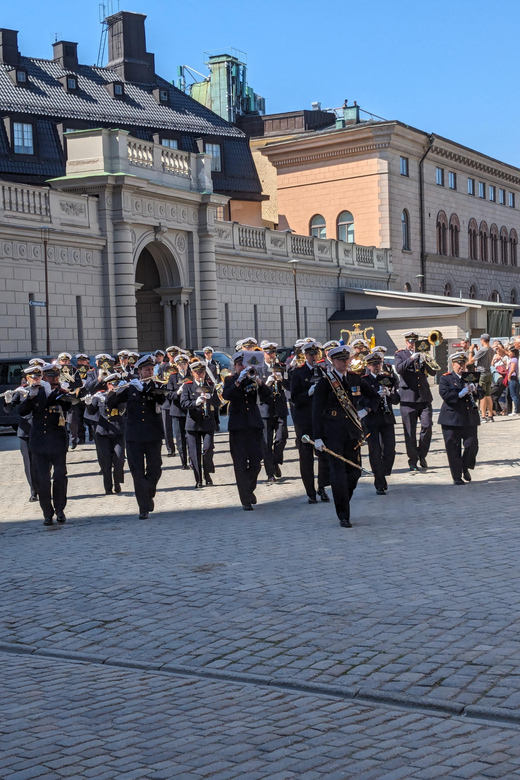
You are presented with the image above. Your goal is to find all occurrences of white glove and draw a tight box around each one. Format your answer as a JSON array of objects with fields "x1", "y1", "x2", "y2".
[
  {"x1": 176, "y1": 384, "x2": 184, "y2": 396},
  {"x1": 29, "y1": 386, "x2": 40, "y2": 397},
  {"x1": 411, "y1": 352, "x2": 421, "y2": 360},
  {"x1": 308, "y1": 385, "x2": 316, "y2": 397},
  {"x1": 377, "y1": 387, "x2": 389, "y2": 397},
  {"x1": 458, "y1": 387, "x2": 470, "y2": 398},
  {"x1": 419, "y1": 353, "x2": 427, "y2": 363},
  {"x1": 196, "y1": 396, "x2": 205, "y2": 407},
  {"x1": 4, "y1": 390, "x2": 13, "y2": 404},
  {"x1": 202, "y1": 392, "x2": 212, "y2": 400},
  {"x1": 266, "y1": 375, "x2": 276, "y2": 386},
  {"x1": 84, "y1": 394, "x2": 93, "y2": 405},
  {"x1": 238, "y1": 368, "x2": 249, "y2": 381},
  {"x1": 97, "y1": 371, "x2": 106, "y2": 381},
  {"x1": 130, "y1": 378, "x2": 143, "y2": 391},
  {"x1": 358, "y1": 409, "x2": 368, "y2": 419},
  {"x1": 468, "y1": 383, "x2": 476, "y2": 392},
  {"x1": 314, "y1": 438, "x2": 324, "y2": 451},
  {"x1": 94, "y1": 391, "x2": 105, "y2": 404},
  {"x1": 60, "y1": 382, "x2": 69, "y2": 390}
]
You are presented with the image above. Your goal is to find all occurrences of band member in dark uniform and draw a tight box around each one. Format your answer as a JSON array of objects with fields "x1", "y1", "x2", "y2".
[
  {"x1": 115, "y1": 350, "x2": 130, "y2": 379},
  {"x1": 107, "y1": 355, "x2": 166, "y2": 519},
  {"x1": 180, "y1": 358, "x2": 219, "y2": 487},
  {"x1": 3, "y1": 366, "x2": 39, "y2": 501},
  {"x1": 153, "y1": 349, "x2": 166, "y2": 375},
  {"x1": 87, "y1": 373, "x2": 126, "y2": 495},
  {"x1": 290, "y1": 341, "x2": 330, "y2": 504},
  {"x1": 394, "y1": 330, "x2": 437, "y2": 471},
  {"x1": 203, "y1": 346, "x2": 221, "y2": 381},
  {"x1": 312, "y1": 346, "x2": 376, "y2": 527},
  {"x1": 223, "y1": 351, "x2": 271, "y2": 510},
  {"x1": 166, "y1": 354, "x2": 191, "y2": 468},
  {"x1": 362, "y1": 352, "x2": 400, "y2": 495},
  {"x1": 439, "y1": 351, "x2": 484, "y2": 484},
  {"x1": 19, "y1": 363, "x2": 73, "y2": 526},
  {"x1": 159, "y1": 346, "x2": 180, "y2": 456},
  {"x1": 68, "y1": 353, "x2": 92, "y2": 448},
  {"x1": 258, "y1": 340, "x2": 289, "y2": 481}
]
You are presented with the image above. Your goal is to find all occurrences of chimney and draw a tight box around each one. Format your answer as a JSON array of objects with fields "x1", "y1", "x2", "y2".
[
  {"x1": 0, "y1": 29, "x2": 20, "y2": 66},
  {"x1": 106, "y1": 11, "x2": 155, "y2": 85},
  {"x1": 53, "y1": 41, "x2": 78, "y2": 70}
]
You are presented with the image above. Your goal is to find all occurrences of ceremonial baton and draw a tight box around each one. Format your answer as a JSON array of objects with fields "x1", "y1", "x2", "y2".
[{"x1": 301, "y1": 434, "x2": 373, "y2": 475}]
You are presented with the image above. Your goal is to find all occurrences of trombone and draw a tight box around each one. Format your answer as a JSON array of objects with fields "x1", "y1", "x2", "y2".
[{"x1": 414, "y1": 329, "x2": 444, "y2": 372}]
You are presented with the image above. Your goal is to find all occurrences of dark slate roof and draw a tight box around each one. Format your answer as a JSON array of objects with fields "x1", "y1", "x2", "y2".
[{"x1": 0, "y1": 57, "x2": 243, "y2": 137}]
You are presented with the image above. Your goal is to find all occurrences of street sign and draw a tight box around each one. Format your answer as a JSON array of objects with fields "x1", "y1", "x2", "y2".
[{"x1": 29, "y1": 301, "x2": 46, "y2": 307}]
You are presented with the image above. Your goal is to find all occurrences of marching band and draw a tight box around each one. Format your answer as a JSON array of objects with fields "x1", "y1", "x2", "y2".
[{"x1": 2, "y1": 329, "x2": 488, "y2": 527}]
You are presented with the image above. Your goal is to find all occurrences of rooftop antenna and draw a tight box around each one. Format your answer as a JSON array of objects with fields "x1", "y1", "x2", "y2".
[{"x1": 97, "y1": 0, "x2": 119, "y2": 67}]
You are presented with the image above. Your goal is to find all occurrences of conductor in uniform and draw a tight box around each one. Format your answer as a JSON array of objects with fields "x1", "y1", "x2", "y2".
[
  {"x1": 439, "y1": 351, "x2": 484, "y2": 484},
  {"x1": 107, "y1": 354, "x2": 166, "y2": 519},
  {"x1": 19, "y1": 363, "x2": 73, "y2": 526},
  {"x1": 394, "y1": 330, "x2": 437, "y2": 471},
  {"x1": 312, "y1": 346, "x2": 376, "y2": 527},
  {"x1": 223, "y1": 351, "x2": 270, "y2": 511}
]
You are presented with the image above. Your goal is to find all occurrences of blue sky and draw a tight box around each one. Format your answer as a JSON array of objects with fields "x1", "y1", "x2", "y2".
[{"x1": 3, "y1": 0, "x2": 518, "y2": 165}]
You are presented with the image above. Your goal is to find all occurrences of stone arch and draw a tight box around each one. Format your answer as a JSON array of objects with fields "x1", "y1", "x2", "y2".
[{"x1": 133, "y1": 233, "x2": 186, "y2": 288}]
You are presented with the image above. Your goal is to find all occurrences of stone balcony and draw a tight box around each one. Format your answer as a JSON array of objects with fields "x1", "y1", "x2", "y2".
[
  {"x1": 213, "y1": 221, "x2": 393, "y2": 274},
  {"x1": 61, "y1": 128, "x2": 214, "y2": 193},
  {"x1": 0, "y1": 180, "x2": 99, "y2": 232}
]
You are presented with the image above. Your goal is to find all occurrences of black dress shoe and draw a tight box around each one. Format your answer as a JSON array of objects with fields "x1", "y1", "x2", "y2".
[
  {"x1": 182, "y1": 464, "x2": 190, "y2": 470},
  {"x1": 43, "y1": 517, "x2": 53, "y2": 527},
  {"x1": 409, "y1": 465, "x2": 419, "y2": 472},
  {"x1": 70, "y1": 442, "x2": 77, "y2": 451},
  {"x1": 463, "y1": 469, "x2": 472, "y2": 482},
  {"x1": 149, "y1": 498, "x2": 154, "y2": 512},
  {"x1": 196, "y1": 482, "x2": 203, "y2": 488},
  {"x1": 340, "y1": 518, "x2": 352, "y2": 528},
  {"x1": 242, "y1": 504, "x2": 254, "y2": 511},
  {"x1": 308, "y1": 496, "x2": 318, "y2": 504},
  {"x1": 29, "y1": 495, "x2": 38, "y2": 502},
  {"x1": 167, "y1": 452, "x2": 174, "y2": 458},
  {"x1": 376, "y1": 488, "x2": 386, "y2": 495},
  {"x1": 267, "y1": 476, "x2": 276, "y2": 483},
  {"x1": 114, "y1": 484, "x2": 122, "y2": 494},
  {"x1": 139, "y1": 511, "x2": 149, "y2": 519},
  {"x1": 318, "y1": 487, "x2": 330, "y2": 502},
  {"x1": 419, "y1": 458, "x2": 428, "y2": 469},
  {"x1": 251, "y1": 494, "x2": 257, "y2": 505},
  {"x1": 274, "y1": 465, "x2": 282, "y2": 478},
  {"x1": 105, "y1": 489, "x2": 113, "y2": 495},
  {"x1": 205, "y1": 477, "x2": 213, "y2": 486},
  {"x1": 56, "y1": 512, "x2": 66, "y2": 524},
  {"x1": 453, "y1": 479, "x2": 465, "y2": 486}
]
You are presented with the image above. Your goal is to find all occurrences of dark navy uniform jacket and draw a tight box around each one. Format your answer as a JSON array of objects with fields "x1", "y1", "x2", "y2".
[
  {"x1": 438, "y1": 372, "x2": 483, "y2": 428},
  {"x1": 91, "y1": 393, "x2": 127, "y2": 437},
  {"x1": 312, "y1": 371, "x2": 376, "y2": 442},
  {"x1": 222, "y1": 374, "x2": 270, "y2": 431},
  {"x1": 362, "y1": 371, "x2": 400, "y2": 425},
  {"x1": 394, "y1": 349, "x2": 435, "y2": 404},
  {"x1": 4, "y1": 390, "x2": 32, "y2": 439},
  {"x1": 180, "y1": 379, "x2": 219, "y2": 433},
  {"x1": 158, "y1": 363, "x2": 177, "y2": 413},
  {"x1": 257, "y1": 363, "x2": 288, "y2": 419},
  {"x1": 106, "y1": 383, "x2": 165, "y2": 442},
  {"x1": 167, "y1": 371, "x2": 190, "y2": 418},
  {"x1": 290, "y1": 363, "x2": 326, "y2": 429},
  {"x1": 19, "y1": 387, "x2": 72, "y2": 454}
]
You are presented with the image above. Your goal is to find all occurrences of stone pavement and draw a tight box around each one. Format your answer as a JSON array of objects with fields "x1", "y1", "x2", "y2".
[{"x1": 1, "y1": 397, "x2": 520, "y2": 778}]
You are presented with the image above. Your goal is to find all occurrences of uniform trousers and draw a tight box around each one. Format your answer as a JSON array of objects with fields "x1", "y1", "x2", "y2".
[
  {"x1": 172, "y1": 417, "x2": 188, "y2": 466},
  {"x1": 19, "y1": 437, "x2": 36, "y2": 497},
  {"x1": 262, "y1": 417, "x2": 288, "y2": 478},
  {"x1": 96, "y1": 434, "x2": 125, "y2": 493},
  {"x1": 365, "y1": 417, "x2": 396, "y2": 490},
  {"x1": 294, "y1": 422, "x2": 329, "y2": 498},
  {"x1": 69, "y1": 403, "x2": 88, "y2": 445},
  {"x1": 31, "y1": 449, "x2": 68, "y2": 518},
  {"x1": 325, "y1": 437, "x2": 361, "y2": 522},
  {"x1": 126, "y1": 439, "x2": 162, "y2": 513},
  {"x1": 400, "y1": 402, "x2": 433, "y2": 466},
  {"x1": 162, "y1": 408, "x2": 176, "y2": 455},
  {"x1": 441, "y1": 425, "x2": 479, "y2": 481},
  {"x1": 187, "y1": 431, "x2": 215, "y2": 484},
  {"x1": 229, "y1": 428, "x2": 263, "y2": 506}
]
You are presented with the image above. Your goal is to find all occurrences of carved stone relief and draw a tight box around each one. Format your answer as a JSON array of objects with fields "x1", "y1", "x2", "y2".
[{"x1": 60, "y1": 201, "x2": 86, "y2": 217}]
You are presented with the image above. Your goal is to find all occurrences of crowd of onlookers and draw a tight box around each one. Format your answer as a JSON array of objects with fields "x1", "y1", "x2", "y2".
[{"x1": 458, "y1": 333, "x2": 520, "y2": 421}]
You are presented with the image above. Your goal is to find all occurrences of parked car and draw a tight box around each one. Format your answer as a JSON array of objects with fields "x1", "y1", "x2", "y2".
[{"x1": 0, "y1": 355, "x2": 52, "y2": 430}]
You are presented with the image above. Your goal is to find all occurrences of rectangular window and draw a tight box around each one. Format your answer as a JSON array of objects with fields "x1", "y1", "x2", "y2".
[
  {"x1": 448, "y1": 171, "x2": 457, "y2": 190},
  {"x1": 13, "y1": 122, "x2": 33, "y2": 154},
  {"x1": 499, "y1": 188, "x2": 506, "y2": 205},
  {"x1": 205, "y1": 143, "x2": 222, "y2": 172},
  {"x1": 280, "y1": 306, "x2": 285, "y2": 345},
  {"x1": 161, "y1": 139, "x2": 178, "y2": 149},
  {"x1": 114, "y1": 83, "x2": 124, "y2": 96},
  {"x1": 436, "y1": 167, "x2": 444, "y2": 186},
  {"x1": 467, "y1": 178, "x2": 475, "y2": 195},
  {"x1": 478, "y1": 181, "x2": 485, "y2": 199},
  {"x1": 224, "y1": 303, "x2": 230, "y2": 348},
  {"x1": 489, "y1": 185, "x2": 496, "y2": 202},
  {"x1": 509, "y1": 192, "x2": 516, "y2": 208},
  {"x1": 67, "y1": 77, "x2": 77, "y2": 90},
  {"x1": 400, "y1": 156, "x2": 409, "y2": 176}
]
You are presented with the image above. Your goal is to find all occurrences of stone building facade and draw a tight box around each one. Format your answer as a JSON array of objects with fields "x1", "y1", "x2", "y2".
[{"x1": 259, "y1": 118, "x2": 520, "y2": 303}]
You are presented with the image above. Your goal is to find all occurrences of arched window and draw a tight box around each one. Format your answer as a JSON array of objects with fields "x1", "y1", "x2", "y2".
[
  {"x1": 490, "y1": 224, "x2": 499, "y2": 263},
  {"x1": 310, "y1": 214, "x2": 326, "y2": 238},
  {"x1": 337, "y1": 211, "x2": 354, "y2": 243},
  {"x1": 468, "y1": 218, "x2": 478, "y2": 260},
  {"x1": 401, "y1": 210, "x2": 410, "y2": 250},
  {"x1": 479, "y1": 221, "x2": 489, "y2": 262},
  {"x1": 489, "y1": 290, "x2": 501, "y2": 302},
  {"x1": 510, "y1": 229, "x2": 518, "y2": 267},
  {"x1": 469, "y1": 284, "x2": 477, "y2": 299},
  {"x1": 436, "y1": 211, "x2": 448, "y2": 255},
  {"x1": 511, "y1": 289, "x2": 517, "y2": 305},
  {"x1": 444, "y1": 282, "x2": 452, "y2": 297},
  {"x1": 449, "y1": 213, "x2": 460, "y2": 257},
  {"x1": 500, "y1": 226, "x2": 509, "y2": 264},
  {"x1": 404, "y1": 282, "x2": 412, "y2": 292}
]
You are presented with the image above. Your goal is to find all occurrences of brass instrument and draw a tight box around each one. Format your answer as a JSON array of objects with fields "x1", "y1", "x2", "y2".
[
  {"x1": 0, "y1": 386, "x2": 29, "y2": 399},
  {"x1": 340, "y1": 323, "x2": 375, "y2": 349},
  {"x1": 461, "y1": 368, "x2": 480, "y2": 410},
  {"x1": 267, "y1": 365, "x2": 284, "y2": 397},
  {"x1": 414, "y1": 329, "x2": 444, "y2": 372},
  {"x1": 349, "y1": 357, "x2": 367, "y2": 375}
]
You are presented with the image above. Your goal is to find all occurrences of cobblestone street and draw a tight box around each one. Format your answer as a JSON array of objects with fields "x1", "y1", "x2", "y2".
[{"x1": 2, "y1": 402, "x2": 520, "y2": 779}]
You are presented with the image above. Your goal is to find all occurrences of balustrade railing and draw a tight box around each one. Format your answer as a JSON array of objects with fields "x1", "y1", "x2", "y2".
[
  {"x1": 291, "y1": 235, "x2": 314, "y2": 256},
  {"x1": 2, "y1": 184, "x2": 50, "y2": 217},
  {"x1": 161, "y1": 147, "x2": 190, "y2": 178},
  {"x1": 127, "y1": 140, "x2": 154, "y2": 169},
  {"x1": 238, "y1": 226, "x2": 266, "y2": 250}
]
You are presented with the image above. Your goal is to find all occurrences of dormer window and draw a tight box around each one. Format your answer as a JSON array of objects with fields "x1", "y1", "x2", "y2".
[
  {"x1": 67, "y1": 76, "x2": 77, "y2": 91},
  {"x1": 205, "y1": 142, "x2": 222, "y2": 172},
  {"x1": 105, "y1": 81, "x2": 125, "y2": 100},
  {"x1": 161, "y1": 139, "x2": 178, "y2": 149},
  {"x1": 159, "y1": 89, "x2": 168, "y2": 102},
  {"x1": 152, "y1": 87, "x2": 169, "y2": 105},
  {"x1": 13, "y1": 122, "x2": 34, "y2": 155},
  {"x1": 9, "y1": 67, "x2": 29, "y2": 87},
  {"x1": 16, "y1": 70, "x2": 27, "y2": 83},
  {"x1": 114, "y1": 83, "x2": 124, "y2": 96}
]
